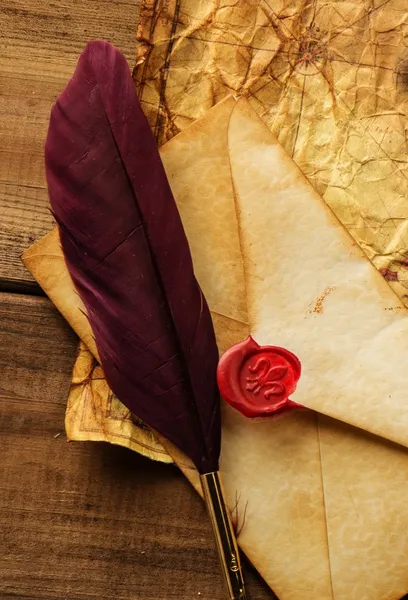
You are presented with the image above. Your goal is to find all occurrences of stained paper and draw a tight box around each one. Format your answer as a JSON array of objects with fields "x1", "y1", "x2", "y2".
[{"x1": 134, "y1": 0, "x2": 408, "y2": 300}]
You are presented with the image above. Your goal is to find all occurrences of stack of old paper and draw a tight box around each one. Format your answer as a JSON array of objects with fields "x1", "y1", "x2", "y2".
[{"x1": 24, "y1": 96, "x2": 408, "y2": 600}]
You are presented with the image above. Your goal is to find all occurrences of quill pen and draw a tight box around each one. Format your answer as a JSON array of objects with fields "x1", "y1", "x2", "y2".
[{"x1": 45, "y1": 41, "x2": 246, "y2": 600}]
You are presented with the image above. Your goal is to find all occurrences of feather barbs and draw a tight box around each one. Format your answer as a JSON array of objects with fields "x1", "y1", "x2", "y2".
[{"x1": 45, "y1": 41, "x2": 221, "y2": 474}]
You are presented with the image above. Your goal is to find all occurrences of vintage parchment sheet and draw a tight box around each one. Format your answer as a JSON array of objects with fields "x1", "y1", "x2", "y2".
[
  {"x1": 68, "y1": 341, "x2": 172, "y2": 463},
  {"x1": 135, "y1": 0, "x2": 408, "y2": 296}
]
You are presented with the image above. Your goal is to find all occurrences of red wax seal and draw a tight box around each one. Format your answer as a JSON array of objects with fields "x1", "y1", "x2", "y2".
[{"x1": 217, "y1": 336, "x2": 302, "y2": 418}]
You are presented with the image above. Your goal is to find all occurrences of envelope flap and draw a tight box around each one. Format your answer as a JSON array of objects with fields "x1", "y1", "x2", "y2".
[{"x1": 226, "y1": 97, "x2": 408, "y2": 450}]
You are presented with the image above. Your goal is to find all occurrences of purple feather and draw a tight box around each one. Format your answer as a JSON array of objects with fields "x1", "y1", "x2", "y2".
[{"x1": 45, "y1": 41, "x2": 221, "y2": 474}]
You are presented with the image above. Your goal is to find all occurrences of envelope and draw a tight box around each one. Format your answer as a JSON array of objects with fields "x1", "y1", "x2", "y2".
[{"x1": 23, "y1": 97, "x2": 408, "y2": 600}]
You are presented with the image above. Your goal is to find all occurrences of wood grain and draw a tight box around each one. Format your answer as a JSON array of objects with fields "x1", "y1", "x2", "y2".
[
  {"x1": 0, "y1": 293, "x2": 274, "y2": 599},
  {"x1": 0, "y1": 0, "x2": 140, "y2": 293}
]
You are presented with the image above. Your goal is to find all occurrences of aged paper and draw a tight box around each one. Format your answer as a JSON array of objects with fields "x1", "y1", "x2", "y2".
[
  {"x1": 67, "y1": 341, "x2": 172, "y2": 463},
  {"x1": 135, "y1": 0, "x2": 408, "y2": 301},
  {"x1": 24, "y1": 98, "x2": 408, "y2": 600}
]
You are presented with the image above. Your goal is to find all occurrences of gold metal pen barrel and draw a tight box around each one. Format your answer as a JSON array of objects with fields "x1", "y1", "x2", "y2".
[{"x1": 200, "y1": 472, "x2": 247, "y2": 600}]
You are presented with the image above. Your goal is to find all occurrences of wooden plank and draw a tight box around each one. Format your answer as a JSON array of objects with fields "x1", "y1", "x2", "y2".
[
  {"x1": 0, "y1": 0, "x2": 140, "y2": 292},
  {"x1": 0, "y1": 293, "x2": 274, "y2": 599}
]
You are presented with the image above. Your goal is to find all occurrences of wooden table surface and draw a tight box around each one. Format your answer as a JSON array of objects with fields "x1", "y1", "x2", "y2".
[{"x1": 0, "y1": 2, "x2": 274, "y2": 599}]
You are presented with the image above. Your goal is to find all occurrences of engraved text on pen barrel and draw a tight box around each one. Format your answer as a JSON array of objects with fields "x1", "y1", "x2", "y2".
[{"x1": 230, "y1": 553, "x2": 241, "y2": 573}]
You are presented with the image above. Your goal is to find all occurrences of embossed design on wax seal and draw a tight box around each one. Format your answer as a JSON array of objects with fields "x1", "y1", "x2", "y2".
[
  {"x1": 245, "y1": 358, "x2": 287, "y2": 399},
  {"x1": 217, "y1": 336, "x2": 302, "y2": 419}
]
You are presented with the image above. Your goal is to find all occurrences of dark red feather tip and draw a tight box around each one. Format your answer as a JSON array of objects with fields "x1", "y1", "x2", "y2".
[{"x1": 45, "y1": 41, "x2": 221, "y2": 473}]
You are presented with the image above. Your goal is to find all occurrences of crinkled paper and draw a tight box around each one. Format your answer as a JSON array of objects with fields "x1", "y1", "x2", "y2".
[{"x1": 135, "y1": 0, "x2": 408, "y2": 297}]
